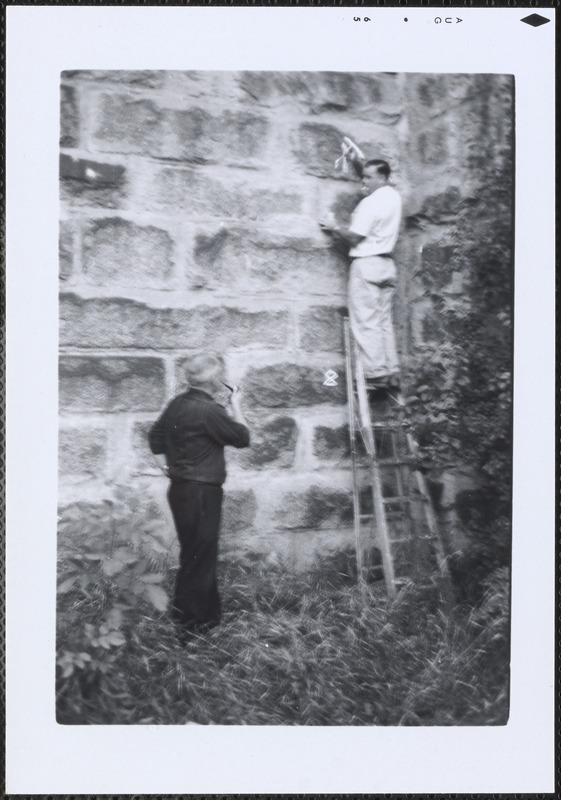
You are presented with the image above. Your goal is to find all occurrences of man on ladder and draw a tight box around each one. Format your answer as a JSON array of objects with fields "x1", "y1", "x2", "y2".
[{"x1": 320, "y1": 140, "x2": 402, "y2": 391}]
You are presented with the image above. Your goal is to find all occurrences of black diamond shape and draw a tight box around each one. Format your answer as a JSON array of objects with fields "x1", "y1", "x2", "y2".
[{"x1": 521, "y1": 13, "x2": 550, "y2": 27}]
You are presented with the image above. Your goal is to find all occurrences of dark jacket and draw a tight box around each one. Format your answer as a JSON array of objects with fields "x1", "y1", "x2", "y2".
[{"x1": 148, "y1": 388, "x2": 250, "y2": 485}]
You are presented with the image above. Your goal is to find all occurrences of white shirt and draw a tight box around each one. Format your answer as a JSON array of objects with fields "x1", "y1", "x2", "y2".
[{"x1": 348, "y1": 184, "x2": 402, "y2": 258}]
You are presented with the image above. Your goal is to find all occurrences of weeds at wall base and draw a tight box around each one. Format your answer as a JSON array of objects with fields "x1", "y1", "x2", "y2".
[{"x1": 56, "y1": 547, "x2": 510, "y2": 726}]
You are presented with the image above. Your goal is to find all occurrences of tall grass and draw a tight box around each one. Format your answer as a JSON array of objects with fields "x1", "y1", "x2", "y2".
[{"x1": 56, "y1": 550, "x2": 510, "y2": 726}]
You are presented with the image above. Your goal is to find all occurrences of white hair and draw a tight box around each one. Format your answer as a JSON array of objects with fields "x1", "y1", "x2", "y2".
[{"x1": 183, "y1": 353, "x2": 224, "y2": 388}]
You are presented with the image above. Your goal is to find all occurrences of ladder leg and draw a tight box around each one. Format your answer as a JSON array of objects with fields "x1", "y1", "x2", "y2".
[
  {"x1": 390, "y1": 390, "x2": 453, "y2": 590},
  {"x1": 354, "y1": 340, "x2": 397, "y2": 598},
  {"x1": 344, "y1": 321, "x2": 365, "y2": 586},
  {"x1": 405, "y1": 430, "x2": 452, "y2": 579},
  {"x1": 389, "y1": 424, "x2": 414, "y2": 579},
  {"x1": 369, "y1": 458, "x2": 396, "y2": 598}
]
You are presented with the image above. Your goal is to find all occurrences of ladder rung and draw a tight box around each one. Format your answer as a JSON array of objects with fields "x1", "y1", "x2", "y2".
[
  {"x1": 358, "y1": 496, "x2": 430, "y2": 507},
  {"x1": 382, "y1": 496, "x2": 412, "y2": 504},
  {"x1": 359, "y1": 512, "x2": 412, "y2": 522},
  {"x1": 385, "y1": 494, "x2": 430, "y2": 504},
  {"x1": 392, "y1": 580, "x2": 441, "y2": 591},
  {"x1": 372, "y1": 421, "x2": 410, "y2": 429},
  {"x1": 392, "y1": 535, "x2": 442, "y2": 544},
  {"x1": 344, "y1": 318, "x2": 451, "y2": 594}
]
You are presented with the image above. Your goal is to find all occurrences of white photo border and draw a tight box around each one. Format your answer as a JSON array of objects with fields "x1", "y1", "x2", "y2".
[{"x1": 6, "y1": 5, "x2": 556, "y2": 794}]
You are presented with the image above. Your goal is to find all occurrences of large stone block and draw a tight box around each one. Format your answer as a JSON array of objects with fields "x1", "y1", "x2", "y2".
[
  {"x1": 295, "y1": 122, "x2": 397, "y2": 179},
  {"x1": 417, "y1": 126, "x2": 449, "y2": 166},
  {"x1": 59, "y1": 426, "x2": 108, "y2": 477},
  {"x1": 92, "y1": 94, "x2": 164, "y2": 156},
  {"x1": 163, "y1": 71, "x2": 222, "y2": 99},
  {"x1": 60, "y1": 294, "x2": 289, "y2": 351},
  {"x1": 164, "y1": 107, "x2": 213, "y2": 163},
  {"x1": 238, "y1": 71, "x2": 309, "y2": 105},
  {"x1": 243, "y1": 363, "x2": 346, "y2": 409},
  {"x1": 62, "y1": 70, "x2": 166, "y2": 89},
  {"x1": 293, "y1": 122, "x2": 349, "y2": 179},
  {"x1": 82, "y1": 218, "x2": 174, "y2": 288},
  {"x1": 415, "y1": 74, "x2": 473, "y2": 115},
  {"x1": 416, "y1": 74, "x2": 447, "y2": 108},
  {"x1": 312, "y1": 72, "x2": 384, "y2": 113},
  {"x1": 60, "y1": 295, "x2": 168, "y2": 349},
  {"x1": 190, "y1": 229, "x2": 346, "y2": 295},
  {"x1": 313, "y1": 424, "x2": 351, "y2": 461},
  {"x1": 238, "y1": 72, "x2": 397, "y2": 119},
  {"x1": 164, "y1": 108, "x2": 270, "y2": 164},
  {"x1": 218, "y1": 111, "x2": 270, "y2": 161},
  {"x1": 275, "y1": 485, "x2": 352, "y2": 529},
  {"x1": 313, "y1": 423, "x2": 366, "y2": 463},
  {"x1": 299, "y1": 306, "x2": 347, "y2": 352},
  {"x1": 60, "y1": 154, "x2": 126, "y2": 186},
  {"x1": 59, "y1": 221, "x2": 74, "y2": 281},
  {"x1": 222, "y1": 489, "x2": 257, "y2": 533},
  {"x1": 153, "y1": 167, "x2": 303, "y2": 219},
  {"x1": 179, "y1": 306, "x2": 288, "y2": 351},
  {"x1": 60, "y1": 84, "x2": 79, "y2": 148},
  {"x1": 60, "y1": 155, "x2": 127, "y2": 209},
  {"x1": 59, "y1": 357, "x2": 166, "y2": 412},
  {"x1": 239, "y1": 416, "x2": 298, "y2": 469}
]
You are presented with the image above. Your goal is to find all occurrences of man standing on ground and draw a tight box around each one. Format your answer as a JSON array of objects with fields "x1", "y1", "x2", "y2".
[
  {"x1": 320, "y1": 158, "x2": 402, "y2": 388},
  {"x1": 148, "y1": 354, "x2": 250, "y2": 640}
]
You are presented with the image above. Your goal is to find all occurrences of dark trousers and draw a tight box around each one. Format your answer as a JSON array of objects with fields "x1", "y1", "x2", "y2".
[{"x1": 167, "y1": 480, "x2": 223, "y2": 631}]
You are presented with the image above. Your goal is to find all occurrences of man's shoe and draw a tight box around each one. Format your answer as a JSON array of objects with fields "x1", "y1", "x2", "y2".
[{"x1": 365, "y1": 376, "x2": 389, "y2": 391}]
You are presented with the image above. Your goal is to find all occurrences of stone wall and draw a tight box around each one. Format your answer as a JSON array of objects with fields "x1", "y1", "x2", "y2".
[{"x1": 59, "y1": 71, "x2": 513, "y2": 566}]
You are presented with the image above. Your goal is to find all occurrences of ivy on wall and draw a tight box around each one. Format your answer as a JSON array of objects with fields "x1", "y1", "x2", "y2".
[{"x1": 407, "y1": 121, "x2": 513, "y2": 581}]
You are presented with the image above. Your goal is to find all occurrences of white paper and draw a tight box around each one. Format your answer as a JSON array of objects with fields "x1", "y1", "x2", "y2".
[{"x1": 6, "y1": 6, "x2": 556, "y2": 794}]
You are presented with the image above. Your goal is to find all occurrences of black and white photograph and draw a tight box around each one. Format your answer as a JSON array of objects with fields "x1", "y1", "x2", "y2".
[
  {"x1": 6, "y1": 6, "x2": 555, "y2": 795},
  {"x1": 56, "y1": 67, "x2": 514, "y2": 727}
]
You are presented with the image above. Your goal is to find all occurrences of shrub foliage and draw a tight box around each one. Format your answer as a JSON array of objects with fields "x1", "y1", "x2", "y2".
[
  {"x1": 57, "y1": 522, "x2": 510, "y2": 726},
  {"x1": 57, "y1": 493, "x2": 175, "y2": 715},
  {"x1": 406, "y1": 111, "x2": 513, "y2": 586}
]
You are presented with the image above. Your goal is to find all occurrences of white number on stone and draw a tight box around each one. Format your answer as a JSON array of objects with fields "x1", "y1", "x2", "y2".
[{"x1": 323, "y1": 370, "x2": 338, "y2": 387}]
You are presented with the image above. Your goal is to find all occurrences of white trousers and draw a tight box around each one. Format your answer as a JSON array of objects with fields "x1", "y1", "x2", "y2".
[{"x1": 348, "y1": 256, "x2": 399, "y2": 379}]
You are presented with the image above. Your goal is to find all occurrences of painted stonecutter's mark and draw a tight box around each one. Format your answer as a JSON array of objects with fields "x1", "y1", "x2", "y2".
[{"x1": 323, "y1": 370, "x2": 338, "y2": 387}]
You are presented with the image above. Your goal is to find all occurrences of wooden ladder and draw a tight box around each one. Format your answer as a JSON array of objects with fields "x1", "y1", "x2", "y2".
[{"x1": 344, "y1": 318, "x2": 452, "y2": 598}]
